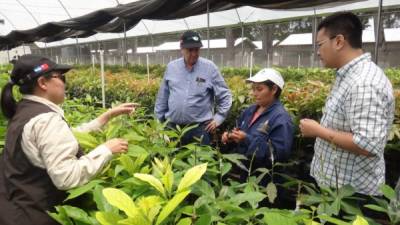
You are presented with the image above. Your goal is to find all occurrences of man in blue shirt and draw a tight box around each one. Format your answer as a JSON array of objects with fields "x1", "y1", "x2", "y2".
[
  {"x1": 155, "y1": 30, "x2": 232, "y2": 145},
  {"x1": 222, "y1": 68, "x2": 294, "y2": 184}
]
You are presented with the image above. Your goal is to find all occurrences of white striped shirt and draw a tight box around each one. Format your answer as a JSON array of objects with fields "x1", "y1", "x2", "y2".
[{"x1": 310, "y1": 53, "x2": 395, "y2": 195}]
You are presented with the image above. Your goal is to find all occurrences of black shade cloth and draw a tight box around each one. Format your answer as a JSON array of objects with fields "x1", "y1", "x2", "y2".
[{"x1": 0, "y1": 0, "x2": 362, "y2": 50}]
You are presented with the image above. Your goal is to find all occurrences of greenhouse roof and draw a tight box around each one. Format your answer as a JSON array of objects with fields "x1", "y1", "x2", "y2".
[
  {"x1": 277, "y1": 27, "x2": 400, "y2": 46},
  {"x1": 0, "y1": 0, "x2": 399, "y2": 50}
]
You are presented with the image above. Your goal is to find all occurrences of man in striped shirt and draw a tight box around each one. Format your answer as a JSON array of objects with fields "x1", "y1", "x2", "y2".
[{"x1": 299, "y1": 12, "x2": 395, "y2": 196}]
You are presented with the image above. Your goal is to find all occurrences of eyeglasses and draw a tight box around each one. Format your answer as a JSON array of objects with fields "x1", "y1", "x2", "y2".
[
  {"x1": 317, "y1": 35, "x2": 337, "y2": 49},
  {"x1": 47, "y1": 73, "x2": 66, "y2": 83}
]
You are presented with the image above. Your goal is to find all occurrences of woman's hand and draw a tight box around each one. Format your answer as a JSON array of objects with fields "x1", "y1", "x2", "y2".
[
  {"x1": 104, "y1": 138, "x2": 128, "y2": 154},
  {"x1": 98, "y1": 103, "x2": 138, "y2": 125},
  {"x1": 230, "y1": 128, "x2": 247, "y2": 143},
  {"x1": 221, "y1": 131, "x2": 230, "y2": 144}
]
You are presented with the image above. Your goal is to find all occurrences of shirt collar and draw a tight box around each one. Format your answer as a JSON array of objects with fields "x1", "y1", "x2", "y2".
[
  {"x1": 181, "y1": 57, "x2": 199, "y2": 72},
  {"x1": 336, "y1": 53, "x2": 371, "y2": 77},
  {"x1": 23, "y1": 95, "x2": 65, "y2": 117}
]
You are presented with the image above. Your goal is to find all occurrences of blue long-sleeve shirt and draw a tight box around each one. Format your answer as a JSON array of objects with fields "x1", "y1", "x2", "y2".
[
  {"x1": 155, "y1": 57, "x2": 232, "y2": 126},
  {"x1": 233, "y1": 100, "x2": 294, "y2": 165}
]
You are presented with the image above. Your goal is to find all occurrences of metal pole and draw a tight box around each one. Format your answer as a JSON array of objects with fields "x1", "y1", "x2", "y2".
[
  {"x1": 312, "y1": 8, "x2": 318, "y2": 67},
  {"x1": 207, "y1": 0, "x2": 210, "y2": 59},
  {"x1": 6, "y1": 45, "x2": 10, "y2": 62},
  {"x1": 75, "y1": 38, "x2": 80, "y2": 64},
  {"x1": 123, "y1": 21, "x2": 128, "y2": 67},
  {"x1": 146, "y1": 54, "x2": 150, "y2": 83},
  {"x1": 250, "y1": 51, "x2": 253, "y2": 77},
  {"x1": 267, "y1": 53, "x2": 270, "y2": 67},
  {"x1": 374, "y1": 0, "x2": 383, "y2": 64},
  {"x1": 100, "y1": 50, "x2": 106, "y2": 108},
  {"x1": 241, "y1": 24, "x2": 244, "y2": 67}
]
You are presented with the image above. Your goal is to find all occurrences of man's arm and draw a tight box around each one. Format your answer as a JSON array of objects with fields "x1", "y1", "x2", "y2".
[
  {"x1": 154, "y1": 72, "x2": 170, "y2": 122},
  {"x1": 211, "y1": 67, "x2": 232, "y2": 126}
]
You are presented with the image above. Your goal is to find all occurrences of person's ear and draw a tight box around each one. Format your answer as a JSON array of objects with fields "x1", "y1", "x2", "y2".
[
  {"x1": 271, "y1": 85, "x2": 278, "y2": 95},
  {"x1": 36, "y1": 76, "x2": 48, "y2": 91},
  {"x1": 335, "y1": 34, "x2": 346, "y2": 50}
]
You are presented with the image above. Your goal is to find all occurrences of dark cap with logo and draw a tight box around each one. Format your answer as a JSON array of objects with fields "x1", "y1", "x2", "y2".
[
  {"x1": 180, "y1": 30, "x2": 203, "y2": 48},
  {"x1": 10, "y1": 55, "x2": 72, "y2": 85}
]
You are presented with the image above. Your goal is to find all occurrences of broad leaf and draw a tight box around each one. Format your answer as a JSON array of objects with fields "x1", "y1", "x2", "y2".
[
  {"x1": 156, "y1": 190, "x2": 190, "y2": 225},
  {"x1": 102, "y1": 188, "x2": 137, "y2": 218},
  {"x1": 134, "y1": 173, "x2": 166, "y2": 197},
  {"x1": 65, "y1": 179, "x2": 104, "y2": 201},
  {"x1": 177, "y1": 163, "x2": 207, "y2": 192}
]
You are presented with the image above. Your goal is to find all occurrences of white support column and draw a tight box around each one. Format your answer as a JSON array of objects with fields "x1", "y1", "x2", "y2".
[{"x1": 100, "y1": 50, "x2": 106, "y2": 108}]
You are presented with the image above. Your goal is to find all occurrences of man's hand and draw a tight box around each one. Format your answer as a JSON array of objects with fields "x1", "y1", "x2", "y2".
[
  {"x1": 205, "y1": 120, "x2": 218, "y2": 133},
  {"x1": 299, "y1": 118, "x2": 322, "y2": 138}
]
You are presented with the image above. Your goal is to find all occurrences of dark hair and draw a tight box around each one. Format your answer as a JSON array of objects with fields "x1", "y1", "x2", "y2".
[
  {"x1": 1, "y1": 75, "x2": 48, "y2": 119},
  {"x1": 262, "y1": 80, "x2": 282, "y2": 99},
  {"x1": 317, "y1": 11, "x2": 363, "y2": 49}
]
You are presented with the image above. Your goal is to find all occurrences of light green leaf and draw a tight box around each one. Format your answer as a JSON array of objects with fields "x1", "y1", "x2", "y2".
[
  {"x1": 137, "y1": 195, "x2": 163, "y2": 223},
  {"x1": 134, "y1": 173, "x2": 166, "y2": 197},
  {"x1": 95, "y1": 212, "x2": 122, "y2": 225},
  {"x1": 102, "y1": 188, "x2": 137, "y2": 218},
  {"x1": 120, "y1": 154, "x2": 135, "y2": 174},
  {"x1": 176, "y1": 217, "x2": 192, "y2": 225},
  {"x1": 65, "y1": 179, "x2": 104, "y2": 201},
  {"x1": 124, "y1": 131, "x2": 146, "y2": 142},
  {"x1": 318, "y1": 214, "x2": 351, "y2": 225},
  {"x1": 266, "y1": 182, "x2": 277, "y2": 204},
  {"x1": 177, "y1": 163, "x2": 207, "y2": 192},
  {"x1": 156, "y1": 190, "x2": 191, "y2": 225},
  {"x1": 352, "y1": 215, "x2": 369, "y2": 225},
  {"x1": 73, "y1": 131, "x2": 99, "y2": 150},
  {"x1": 263, "y1": 211, "x2": 298, "y2": 225},
  {"x1": 128, "y1": 145, "x2": 148, "y2": 157},
  {"x1": 162, "y1": 167, "x2": 174, "y2": 195}
]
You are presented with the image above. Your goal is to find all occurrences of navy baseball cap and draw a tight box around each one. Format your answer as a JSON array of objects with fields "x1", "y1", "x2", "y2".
[
  {"x1": 180, "y1": 30, "x2": 203, "y2": 48},
  {"x1": 10, "y1": 55, "x2": 72, "y2": 85}
]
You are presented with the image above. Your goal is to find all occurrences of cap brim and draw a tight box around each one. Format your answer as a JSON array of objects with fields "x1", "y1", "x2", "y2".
[
  {"x1": 181, "y1": 42, "x2": 203, "y2": 48},
  {"x1": 246, "y1": 77, "x2": 266, "y2": 83},
  {"x1": 52, "y1": 64, "x2": 72, "y2": 74}
]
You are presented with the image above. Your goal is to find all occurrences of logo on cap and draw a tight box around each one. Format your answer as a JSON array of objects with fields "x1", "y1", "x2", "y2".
[
  {"x1": 33, "y1": 63, "x2": 49, "y2": 74},
  {"x1": 192, "y1": 36, "x2": 199, "y2": 41}
]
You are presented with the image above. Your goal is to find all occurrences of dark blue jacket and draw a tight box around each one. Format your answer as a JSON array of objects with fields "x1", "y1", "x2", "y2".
[{"x1": 233, "y1": 100, "x2": 294, "y2": 166}]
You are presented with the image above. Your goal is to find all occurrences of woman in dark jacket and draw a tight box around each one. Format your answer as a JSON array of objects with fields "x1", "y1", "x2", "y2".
[{"x1": 222, "y1": 68, "x2": 294, "y2": 184}]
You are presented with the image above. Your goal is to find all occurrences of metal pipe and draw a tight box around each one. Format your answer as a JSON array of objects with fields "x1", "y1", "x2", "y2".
[
  {"x1": 207, "y1": 0, "x2": 210, "y2": 59},
  {"x1": 374, "y1": 0, "x2": 383, "y2": 64}
]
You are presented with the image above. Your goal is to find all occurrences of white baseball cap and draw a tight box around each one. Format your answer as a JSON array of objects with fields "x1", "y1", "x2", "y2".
[{"x1": 246, "y1": 68, "x2": 284, "y2": 89}]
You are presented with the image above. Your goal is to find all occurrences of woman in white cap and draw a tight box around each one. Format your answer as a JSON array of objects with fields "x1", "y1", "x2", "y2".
[
  {"x1": 0, "y1": 55, "x2": 136, "y2": 225},
  {"x1": 221, "y1": 68, "x2": 294, "y2": 184}
]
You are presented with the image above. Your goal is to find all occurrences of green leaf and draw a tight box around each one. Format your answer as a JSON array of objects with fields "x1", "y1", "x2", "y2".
[
  {"x1": 136, "y1": 195, "x2": 163, "y2": 223},
  {"x1": 380, "y1": 184, "x2": 396, "y2": 200},
  {"x1": 222, "y1": 154, "x2": 248, "y2": 172},
  {"x1": 232, "y1": 192, "x2": 266, "y2": 209},
  {"x1": 364, "y1": 204, "x2": 387, "y2": 213},
  {"x1": 61, "y1": 205, "x2": 92, "y2": 224},
  {"x1": 134, "y1": 173, "x2": 166, "y2": 197},
  {"x1": 194, "y1": 213, "x2": 212, "y2": 225},
  {"x1": 65, "y1": 179, "x2": 104, "y2": 201},
  {"x1": 73, "y1": 131, "x2": 99, "y2": 150},
  {"x1": 177, "y1": 217, "x2": 192, "y2": 225},
  {"x1": 102, "y1": 188, "x2": 137, "y2": 218},
  {"x1": 95, "y1": 212, "x2": 122, "y2": 225},
  {"x1": 263, "y1": 211, "x2": 298, "y2": 225},
  {"x1": 266, "y1": 182, "x2": 277, "y2": 204},
  {"x1": 162, "y1": 167, "x2": 174, "y2": 195},
  {"x1": 124, "y1": 131, "x2": 146, "y2": 142},
  {"x1": 156, "y1": 190, "x2": 190, "y2": 225},
  {"x1": 177, "y1": 163, "x2": 208, "y2": 192},
  {"x1": 338, "y1": 185, "x2": 356, "y2": 198},
  {"x1": 351, "y1": 215, "x2": 369, "y2": 225},
  {"x1": 318, "y1": 214, "x2": 351, "y2": 225},
  {"x1": 120, "y1": 154, "x2": 135, "y2": 174},
  {"x1": 128, "y1": 145, "x2": 148, "y2": 157},
  {"x1": 48, "y1": 206, "x2": 74, "y2": 225}
]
